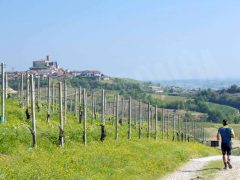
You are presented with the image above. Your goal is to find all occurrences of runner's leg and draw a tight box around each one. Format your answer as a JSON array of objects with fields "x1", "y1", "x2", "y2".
[{"x1": 227, "y1": 146, "x2": 232, "y2": 169}]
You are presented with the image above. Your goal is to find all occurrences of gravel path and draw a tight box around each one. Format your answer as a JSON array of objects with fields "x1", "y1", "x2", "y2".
[
  {"x1": 214, "y1": 156, "x2": 240, "y2": 180},
  {"x1": 162, "y1": 155, "x2": 240, "y2": 180},
  {"x1": 162, "y1": 156, "x2": 222, "y2": 180}
]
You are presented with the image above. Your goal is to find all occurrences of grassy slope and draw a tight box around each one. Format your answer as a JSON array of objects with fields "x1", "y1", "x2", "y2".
[
  {"x1": 152, "y1": 93, "x2": 206, "y2": 120},
  {"x1": 152, "y1": 94, "x2": 187, "y2": 103},
  {"x1": 206, "y1": 102, "x2": 238, "y2": 115},
  {"x1": 0, "y1": 99, "x2": 219, "y2": 179}
]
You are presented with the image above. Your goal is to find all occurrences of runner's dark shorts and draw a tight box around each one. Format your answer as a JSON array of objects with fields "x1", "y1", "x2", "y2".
[{"x1": 221, "y1": 142, "x2": 232, "y2": 155}]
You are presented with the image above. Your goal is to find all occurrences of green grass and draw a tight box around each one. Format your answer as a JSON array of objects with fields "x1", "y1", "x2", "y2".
[
  {"x1": 197, "y1": 160, "x2": 222, "y2": 179},
  {"x1": 207, "y1": 102, "x2": 238, "y2": 116},
  {"x1": 0, "y1": 99, "x2": 219, "y2": 179},
  {"x1": 208, "y1": 102, "x2": 238, "y2": 113},
  {"x1": 152, "y1": 94, "x2": 187, "y2": 103}
]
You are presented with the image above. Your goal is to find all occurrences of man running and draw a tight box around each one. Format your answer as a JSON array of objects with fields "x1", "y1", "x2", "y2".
[{"x1": 217, "y1": 119, "x2": 235, "y2": 169}]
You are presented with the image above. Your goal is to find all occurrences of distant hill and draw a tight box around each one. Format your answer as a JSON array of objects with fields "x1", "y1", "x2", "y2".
[{"x1": 155, "y1": 79, "x2": 240, "y2": 90}]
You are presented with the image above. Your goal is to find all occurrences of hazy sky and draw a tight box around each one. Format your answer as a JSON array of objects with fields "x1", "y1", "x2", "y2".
[{"x1": 1, "y1": 0, "x2": 240, "y2": 80}]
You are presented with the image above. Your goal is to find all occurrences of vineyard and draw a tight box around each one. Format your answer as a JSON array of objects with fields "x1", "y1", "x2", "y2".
[{"x1": 0, "y1": 64, "x2": 219, "y2": 178}]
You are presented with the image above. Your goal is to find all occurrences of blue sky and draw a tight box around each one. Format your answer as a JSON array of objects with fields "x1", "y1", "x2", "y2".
[{"x1": 1, "y1": 0, "x2": 240, "y2": 80}]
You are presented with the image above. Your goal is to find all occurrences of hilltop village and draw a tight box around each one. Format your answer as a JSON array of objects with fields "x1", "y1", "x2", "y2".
[{"x1": 8, "y1": 55, "x2": 110, "y2": 81}]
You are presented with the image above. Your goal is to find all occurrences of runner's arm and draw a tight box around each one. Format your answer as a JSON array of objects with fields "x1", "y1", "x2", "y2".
[
  {"x1": 231, "y1": 129, "x2": 235, "y2": 138},
  {"x1": 217, "y1": 129, "x2": 220, "y2": 141}
]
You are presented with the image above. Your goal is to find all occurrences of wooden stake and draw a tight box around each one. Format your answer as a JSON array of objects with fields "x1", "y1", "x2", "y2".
[
  {"x1": 107, "y1": 101, "x2": 110, "y2": 117},
  {"x1": 4, "y1": 72, "x2": 7, "y2": 99},
  {"x1": 94, "y1": 96, "x2": 97, "y2": 120},
  {"x1": 64, "y1": 80, "x2": 67, "y2": 125},
  {"x1": 101, "y1": 89, "x2": 105, "y2": 125},
  {"x1": 45, "y1": 87, "x2": 47, "y2": 101},
  {"x1": 79, "y1": 86, "x2": 82, "y2": 108},
  {"x1": 147, "y1": 102, "x2": 150, "y2": 138},
  {"x1": 52, "y1": 83, "x2": 55, "y2": 112},
  {"x1": 181, "y1": 116, "x2": 184, "y2": 142},
  {"x1": 70, "y1": 99, "x2": 73, "y2": 112},
  {"x1": 18, "y1": 79, "x2": 20, "y2": 99},
  {"x1": 187, "y1": 119, "x2": 190, "y2": 142},
  {"x1": 1, "y1": 63, "x2": 5, "y2": 123},
  {"x1": 167, "y1": 110, "x2": 169, "y2": 139},
  {"x1": 178, "y1": 114, "x2": 180, "y2": 141},
  {"x1": 113, "y1": 95, "x2": 116, "y2": 127},
  {"x1": 128, "y1": 96, "x2": 132, "y2": 140},
  {"x1": 138, "y1": 101, "x2": 142, "y2": 139},
  {"x1": 59, "y1": 82, "x2": 64, "y2": 147},
  {"x1": 37, "y1": 77, "x2": 41, "y2": 108},
  {"x1": 121, "y1": 97, "x2": 124, "y2": 125},
  {"x1": 47, "y1": 76, "x2": 51, "y2": 123},
  {"x1": 194, "y1": 120, "x2": 196, "y2": 142},
  {"x1": 79, "y1": 87, "x2": 82, "y2": 123},
  {"x1": 20, "y1": 73, "x2": 24, "y2": 110},
  {"x1": 185, "y1": 118, "x2": 187, "y2": 142},
  {"x1": 203, "y1": 127, "x2": 205, "y2": 143},
  {"x1": 30, "y1": 75, "x2": 36, "y2": 147},
  {"x1": 161, "y1": 108, "x2": 164, "y2": 139},
  {"x1": 75, "y1": 88, "x2": 78, "y2": 118},
  {"x1": 83, "y1": 89, "x2": 87, "y2": 145},
  {"x1": 115, "y1": 94, "x2": 119, "y2": 141},
  {"x1": 173, "y1": 115, "x2": 176, "y2": 141},
  {"x1": 155, "y1": 105, "x2": 157, "y2": 140},
  {"x1": 105, "y1": 96, "x2": 107, "y2": 118},
  {"x1": 91, "y1": 92, "x2": 94, "y2": 126},
  {"x1": 151, "y1": 107, "x2": 153, "y2": 131},
  {"x1": 134, "y1": 102, "x2": 137, "y2": 126},
  {"x1": 26, "y1": 71, "x2": 30, "y2": 109}
]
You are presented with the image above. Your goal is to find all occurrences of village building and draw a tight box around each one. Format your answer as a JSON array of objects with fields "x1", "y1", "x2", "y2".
[
  {"x1": 30, "y1": 55, "x2": 58, "y2": 71},
  {"x1": 149, "y1": 86, "x2": 164, "y2": 94}
]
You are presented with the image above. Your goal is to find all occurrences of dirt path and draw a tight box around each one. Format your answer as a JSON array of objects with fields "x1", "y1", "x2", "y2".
[
  {"x1": 162, "y1": 155, "x2": 240, "y2": 180},
  {"x1": 213, "y1": 156, "x2": 240, "y2": 180},
  {"x1": 163, "y1": 139, "x2": 240, "y2": 180},
  {"x1": 162, "y1": 156, "x2": 222, "y2": 180}
]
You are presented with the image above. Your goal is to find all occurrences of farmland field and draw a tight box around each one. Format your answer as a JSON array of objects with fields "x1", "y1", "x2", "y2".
[{"x1": 152, "y1": 94, "x2": 188, "y2": 103}]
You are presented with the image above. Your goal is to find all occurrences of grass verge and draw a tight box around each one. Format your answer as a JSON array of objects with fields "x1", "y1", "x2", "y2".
[{"x1": 197, "y1": 160, "x2": 222, "y2": 179}]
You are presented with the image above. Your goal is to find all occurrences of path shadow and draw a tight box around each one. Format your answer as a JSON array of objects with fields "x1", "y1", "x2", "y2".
[{"x1": 181, "y1": 167, "x2": 221, "y2": 173}]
